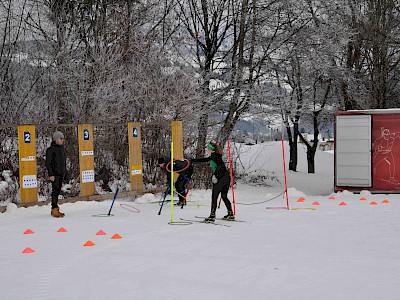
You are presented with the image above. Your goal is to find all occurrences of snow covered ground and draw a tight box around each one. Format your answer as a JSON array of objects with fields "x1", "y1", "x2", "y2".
[{"x1": 1, "y1": 141, "x2": 399, "y2": 300}]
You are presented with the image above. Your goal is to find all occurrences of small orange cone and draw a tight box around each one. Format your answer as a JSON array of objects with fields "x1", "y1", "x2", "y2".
[
  {"x1": 23, "y1": 229, "x2": 34, "y2": 235},
  {"x1": 22, "y1": 247, "x2": 35, "y2": 254},
  {"x1": 57, "y1": 227, "x2": 68, "y2": 232},
  {"x1": 83, "y1": 240, "x2": 95, "y2": 247},
  {"x1": 360, "y1": 197, "x2": 367, "y2": 201},
  {"x1": 329, "y1": 196, "x2": 335, "y2": 200},
  {"x1": 370, "y1": 201, "x2": 378, "y2": 205},
  {"x1": 296, "y1": 197, "x2": 305, "y2": 203},
  {"x1": 382, "y1": 199, "x2": 390, "y2": 204},
  {"x1": 111, "y1": 234, "x2": 122, "y2": 239},
  {"x1": 312, "y1": 201, "x2": 320, "y2": 206},
  {"x1": 96, "y1": 230, "x2": 106, "y2": 235},
  {"x1": 339, "y1": 202, "x2": 347, "y2": 206}
]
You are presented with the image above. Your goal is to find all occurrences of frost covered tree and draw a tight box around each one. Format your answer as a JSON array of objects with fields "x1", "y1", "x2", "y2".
[
  {"x1": 342, "y1": 0, "x2": 400, "y2": 109},
  {"x1": 163, "y1": 0, "x2": 296, "y2": 151},
  {"x1": 272, "y1": 0, "x2": 349, "y2": 172},
  {"x1": 21, "y1": 0, "x2": 200, "y2": 180},
  {"x1": 163, "y1": 0, "x2": 235, "y2": 156}
]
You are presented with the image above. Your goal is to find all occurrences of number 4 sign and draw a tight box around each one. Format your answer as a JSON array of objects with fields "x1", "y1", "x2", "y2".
[{"x1": 132, "y1": 127, "x2": 138, "y2": 138}]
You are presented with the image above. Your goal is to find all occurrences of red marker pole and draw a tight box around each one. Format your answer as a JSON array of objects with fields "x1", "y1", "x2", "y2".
[
  {"x1": 227, "y1": 140, "x2": 236, "y2": 215},
  {"x1": 281, "y1": 140, "x2": 290, "y2": 210}
]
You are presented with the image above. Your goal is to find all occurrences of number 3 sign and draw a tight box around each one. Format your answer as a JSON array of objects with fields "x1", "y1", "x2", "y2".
[{"x1": 83, "y1": 129, "x2": 90, "y2": 141}]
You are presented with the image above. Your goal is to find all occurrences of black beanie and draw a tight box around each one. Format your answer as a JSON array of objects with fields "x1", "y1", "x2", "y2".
[{"x1": 158, "y1": 157, "x2": 166, "y2": 164}]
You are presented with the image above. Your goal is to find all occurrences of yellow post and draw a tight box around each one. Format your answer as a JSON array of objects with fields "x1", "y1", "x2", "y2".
[
  {"x1": 128, "y1": 122, "x2": 143, "y2": 192},
  {"x1": 170, "y1": 141, "x2": 174, "y2": 223},
  {"x1": 78, "y1": 124, "x2": 95, "y2": 196},
  {"x1": 18, "y1": 125, "x2": 38, "y2": 204},
  {"x1": 171, "y1": 121, "x2": 183, "y2": 160},
  {"x1": 171, "y1": 121, "x2": 184, "y2": 180}
]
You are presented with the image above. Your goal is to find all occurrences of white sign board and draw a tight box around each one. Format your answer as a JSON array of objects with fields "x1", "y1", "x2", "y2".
[
  {"x1": 22, "y1": 175, "x2": 38, "y2": 188},
  {"x1": 82, "y1": 170, "x2": 95, "y2": 183}
]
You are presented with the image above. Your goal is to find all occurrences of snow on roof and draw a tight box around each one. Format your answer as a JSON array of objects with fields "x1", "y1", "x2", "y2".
[{"x1": 338, "y1": 108, "x2": 400, "y2": 115}]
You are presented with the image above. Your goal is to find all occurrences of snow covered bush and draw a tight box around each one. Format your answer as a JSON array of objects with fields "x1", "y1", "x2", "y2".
[{"x1": 0, "y1": 170, "x2": 18, "y2": 205}]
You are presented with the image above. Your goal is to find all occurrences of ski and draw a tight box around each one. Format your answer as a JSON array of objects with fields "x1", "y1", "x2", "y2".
[
  {"x1": 148, "y1": 199, "x2": 180, "y2": 204},
  {"x1": 180, "y1": 218, "x2": 231, "y2": 227},
  {"x1": 195, "y1": 216, "x2": 246, "y2": 223}
]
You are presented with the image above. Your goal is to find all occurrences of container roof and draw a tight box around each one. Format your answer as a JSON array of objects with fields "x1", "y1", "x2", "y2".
[{"x1": 337, "y1": 108, "x2": 400, "y2": 115}]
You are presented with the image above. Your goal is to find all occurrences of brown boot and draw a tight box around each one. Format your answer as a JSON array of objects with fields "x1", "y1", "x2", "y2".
[
  {"x1": 58, "y1": 207, "x2": 65, "y2": 217},
  {"x1": 51, "y1": 207, "x2": 64, "y2": 218}
]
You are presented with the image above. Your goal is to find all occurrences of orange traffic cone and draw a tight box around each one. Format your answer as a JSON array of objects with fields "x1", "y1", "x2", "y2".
[
  {"x1": 83, "y1": 240, "x2": 95, "y2": 247},
  {"x1": 22, "y1": 247, "x2": 35, "y2": 254}
]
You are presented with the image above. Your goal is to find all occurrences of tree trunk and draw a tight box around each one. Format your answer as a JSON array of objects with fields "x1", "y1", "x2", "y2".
[
  {"x1": 285, "y1": 121, "x2": 298, "y2": 172},
  {"x1": 306, "y1": 148, "x2": 316, "y2": 173},
  {"x1": 340, "y1": 81, "x2": 362, "y2": 110},
  {"x1": 297, "y1": 111, "x2": 320, "y2": 174},
  {"x1": 196, "y1": 111, "x2": 209, "y2": 157}
]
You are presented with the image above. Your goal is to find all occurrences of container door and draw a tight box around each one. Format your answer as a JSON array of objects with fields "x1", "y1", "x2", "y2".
[
  {"x1": 372, "y1": 114, "x2": 400, "y2": 190},
  {"x1": 336, "y1": 115, "x2": 371, "y2": 187}
]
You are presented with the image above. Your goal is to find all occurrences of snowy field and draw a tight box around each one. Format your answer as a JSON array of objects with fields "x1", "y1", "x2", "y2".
[{"x1": 1, "y1": 142, "x2": 400, "y2": 300}]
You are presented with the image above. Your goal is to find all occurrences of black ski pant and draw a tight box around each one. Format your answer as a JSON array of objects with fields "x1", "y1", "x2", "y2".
[
  {"x1": 175, "y1": 175, "x2": 191, "y2": 202},
  {"x1": 51, "y1": 176, "x2": 63, "y2": 209},
  {"x1": 211, "y1": 174, "x2": 232, "y2": 215}
]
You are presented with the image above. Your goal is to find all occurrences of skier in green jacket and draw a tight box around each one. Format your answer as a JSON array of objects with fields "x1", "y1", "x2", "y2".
[{"x1": 192, "y1": 140, "x2": 234, "y2": 222}]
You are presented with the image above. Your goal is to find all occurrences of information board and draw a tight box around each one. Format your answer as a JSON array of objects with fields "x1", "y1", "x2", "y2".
[
  {"x1": 18, "y1": 125, "x2": 38, "y2": 203},
  {"x1": 128, "y1": 122, "x2": 143, "y2": 192},
  {"x1": 78, "y1": 124, "x2": 95, "y2": 196}
]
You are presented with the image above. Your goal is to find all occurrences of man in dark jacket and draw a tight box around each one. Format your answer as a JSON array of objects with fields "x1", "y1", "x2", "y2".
[{"x1": 45, "y1": 131, "x2": 67, "y2": 218}]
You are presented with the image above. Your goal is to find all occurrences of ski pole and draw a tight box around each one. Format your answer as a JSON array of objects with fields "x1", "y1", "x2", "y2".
[
  {"x1": 158, "y1": 186, "x2": 170, "y2": 215},
  {"x1": 107, "y1": 187, "x2": 120, "y2": 216},
  {"x1": 227, "y1": 140, "x2": 236, "y2": 214},
  {"x1": 281, "y1": 140, "x2": 289, "y2": 210}
]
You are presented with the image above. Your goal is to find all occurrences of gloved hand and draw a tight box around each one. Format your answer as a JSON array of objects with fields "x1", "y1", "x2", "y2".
[{"x1": 212, "y1": 175, "x2": 218, "y2": 184}]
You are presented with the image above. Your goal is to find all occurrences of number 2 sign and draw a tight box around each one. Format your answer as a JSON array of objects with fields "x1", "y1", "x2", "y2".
[{"x1": 24, "y1": 131, "x2": 31, "y2": 144}]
